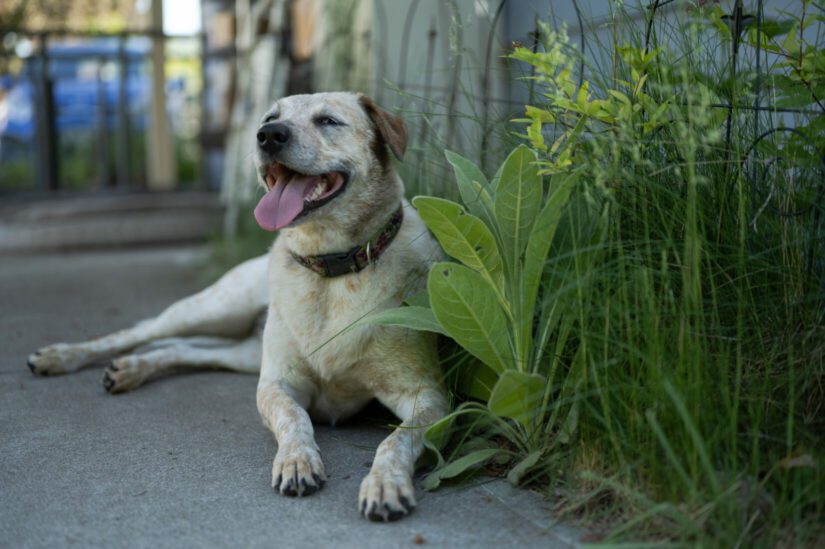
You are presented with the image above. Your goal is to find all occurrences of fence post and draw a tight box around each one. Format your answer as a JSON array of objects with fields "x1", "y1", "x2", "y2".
[
  {"x1": 96, "y1": 56, "x2": 112, "y2": 187},
  {"x1": 146, "y1": 0, "x2": 175, "y2": 190},
  {"x1": 116, "y1": 35, "x2": 131, "y2": 187},
  {"x1": 34, "y1": 33, "x2": 59, "y2": 190}
]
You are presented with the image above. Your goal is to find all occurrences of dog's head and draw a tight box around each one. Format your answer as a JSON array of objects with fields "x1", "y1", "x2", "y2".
[{"x1": 253, "y1": 92, "x2": 407, "y2": 233}]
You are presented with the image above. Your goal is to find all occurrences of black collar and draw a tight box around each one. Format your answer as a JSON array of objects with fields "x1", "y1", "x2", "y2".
[{"x1": 289, "y1": 206, "x2": 404, "y2": 277}]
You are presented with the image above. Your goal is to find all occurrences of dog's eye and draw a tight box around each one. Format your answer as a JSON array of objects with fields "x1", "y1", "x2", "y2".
[
  {"x1": 263, "y1": 114, "x2": 279, "y2": 123},
  {"x1": 315, "y1": 116, "x2": 342, "y2": 127}
]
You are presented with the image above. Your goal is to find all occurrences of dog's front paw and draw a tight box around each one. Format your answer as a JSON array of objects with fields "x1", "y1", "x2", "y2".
[
  {"x1": 272, "y1": 443, "x2": 326, "y2": 497},
  {"x1": 102, "y1": 356, "x2": 144, "y2": 394},
  {"x1": 27, "y1": 343, "x2": 83, "y2": 376},
  {"x1": 359, "y1": 468, "x2": 416, "y2": 522}
]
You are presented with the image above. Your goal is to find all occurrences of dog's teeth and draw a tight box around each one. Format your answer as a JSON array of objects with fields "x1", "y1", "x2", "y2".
[{"x1": 307, "y1": 180, "x2": 327, "y2": 201}]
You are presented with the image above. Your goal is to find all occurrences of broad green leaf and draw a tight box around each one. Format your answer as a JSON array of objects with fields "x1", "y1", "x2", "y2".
[
  {"x1": 423, "y1": 473, "x2": 443, "y2": 491},
  {"x1": 428, "y1": 262, "x2": 512, "y2": 373},
  {"x1": 488, "y1": 370, "x2": 547, "y2": 428},
  {"x1": 607, "y1": 89, "x2": 631, "y2": 105},
  {"x1": 465, "y1": 180, "x2": 496, "y2": 228},
  {"x1": 403, "y1": 290, "x2": 430, "y2": 308},
  {"x1": 414, "y1": 196, "x2": 502, "y2": 280},
  {"x1": 518, "y1": 172, "x2": 577, "y2": 358},
  {"x1": 423, "y1": 413, "x2": 458, "y2": 467},
  {"x1": 524, "y1": 105, "x2": 556, "y2": 123},
  {"x1": 576, "y1": 80, "x2": 589, "y2": 109},
  {"x1": 494, "y1": 145, "x2": 543, "y2": 270},
  {"x1": 444, "y1": 150, "x2": 494, "y2": 223},
  {"x1": 357, "y1": 306, "x2": 446, "y2": 335},
  {"x1": 454, "y1": 359, "x2": 498, "y2": 401},
  {"x1": 506, "y1": 450, "x2": 543, "y2": 486},
  {"x1": 423, "y1": 448, "x2": 500, "y2": 491},
  {"x1": 423, "y1": 405, "x2": 486, "y2": 468},
  {"x1": 782, "y1": 24, "x2": 800, "y2": 53}
]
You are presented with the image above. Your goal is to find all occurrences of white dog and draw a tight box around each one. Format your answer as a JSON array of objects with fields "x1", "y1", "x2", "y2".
[{"x1": 27, "y1": 92, "x2": 448, "y2": 522}]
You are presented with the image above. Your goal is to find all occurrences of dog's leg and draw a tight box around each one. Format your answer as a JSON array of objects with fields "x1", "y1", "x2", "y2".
[
  {"x1": 28, "y1": 255, "x2": 269, "y2": 376},
  {"x1": 257, "y1": 377, "x2": 326, "y2": 497},
  {"x1": 359, "y1": 383, "x2": 448, "y2": 522},
  {"x1": 256, "y1": 305, "x2": 326, "y2": 497},
  {"x1": 101, "y1": 333, "x2": 262, "y2": 393}
]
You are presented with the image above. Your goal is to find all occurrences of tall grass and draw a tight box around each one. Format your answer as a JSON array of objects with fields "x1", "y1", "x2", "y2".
[{"x1": 406, "y1": 2, "x2": 824, "y2": 545}]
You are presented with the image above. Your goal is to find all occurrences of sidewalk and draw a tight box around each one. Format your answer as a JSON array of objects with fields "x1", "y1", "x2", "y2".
[
  {"x1": 0, "y1": 246, "x2": 581, "y2": 548},
  {"x1": 0, "y1": 192, "x2": 222, "y2": 253}
]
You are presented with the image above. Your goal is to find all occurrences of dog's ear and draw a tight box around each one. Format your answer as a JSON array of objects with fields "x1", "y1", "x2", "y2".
[{"x1": 358, "y1": 94, "x2": 408, "y2": 161}]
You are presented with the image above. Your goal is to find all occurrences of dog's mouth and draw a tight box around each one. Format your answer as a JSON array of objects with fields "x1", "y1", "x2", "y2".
[{"x1": 254, "y1": 163, "x2": 348, "y2": 231}]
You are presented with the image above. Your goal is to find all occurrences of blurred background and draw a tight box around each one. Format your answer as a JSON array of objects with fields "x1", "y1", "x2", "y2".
[
  {"x1": 0, "y1": 0, "x2": 607, "y2": 253},
  {"x1": 1, "y1": 0, "x2": 809, "y2": 254}
]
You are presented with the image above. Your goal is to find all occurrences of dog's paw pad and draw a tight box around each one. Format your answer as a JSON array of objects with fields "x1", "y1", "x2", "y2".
[
  {"x1": 101, "y1": 357, "x2": 142, "y2": 394},
  {"x1": 272, "y1": 444, "x2": 326, "y2": 497},
  {"x1": 27, "y1": 345, "x2": 76, "y2": 376},
  {"x1": 102, "y1": 370, "x2": 116, "y2": 392},
  {"x1": 359, "y1": 469, "x2": 416, "y2": 522}
]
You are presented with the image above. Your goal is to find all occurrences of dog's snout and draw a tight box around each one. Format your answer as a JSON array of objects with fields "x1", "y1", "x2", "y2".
[{"x1": 257, "y1": 122, "x2": 291, "y2": 154}]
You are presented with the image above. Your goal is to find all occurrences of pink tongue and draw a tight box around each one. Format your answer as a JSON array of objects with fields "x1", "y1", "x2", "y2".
[{"x1": 254, "y1": 175, "x2": 318, "y2": 231}]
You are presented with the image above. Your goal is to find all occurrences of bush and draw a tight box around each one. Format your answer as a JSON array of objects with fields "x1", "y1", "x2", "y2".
[{"x1": 373, "y1": 4, "x2": 824, "y2": 546}]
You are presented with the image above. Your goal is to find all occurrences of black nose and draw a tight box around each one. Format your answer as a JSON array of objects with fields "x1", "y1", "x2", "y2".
[{"x1": 256, "y1": 122, "x2": 291, "y2": 154}]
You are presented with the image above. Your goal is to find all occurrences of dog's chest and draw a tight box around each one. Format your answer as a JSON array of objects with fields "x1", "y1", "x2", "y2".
[{"x1": 270, "y1": 258, "x2": 399, "y2": 373}]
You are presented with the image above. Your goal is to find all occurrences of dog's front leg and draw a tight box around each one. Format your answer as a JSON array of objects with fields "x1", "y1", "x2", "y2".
[
  {"x1": 360, "y1": 386, "x2": 448, "y2": 522},
  {"x1": 257, "y1": 378, "x2": 326, "y2": 497}
]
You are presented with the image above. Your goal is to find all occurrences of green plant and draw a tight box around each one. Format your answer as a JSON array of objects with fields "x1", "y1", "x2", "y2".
[
  {"x1": 363, "y1": 143, "x2": 607, "y2": 488},
  {"x1": 368, "y1": 5, "x2": 825, "y2": 546}
]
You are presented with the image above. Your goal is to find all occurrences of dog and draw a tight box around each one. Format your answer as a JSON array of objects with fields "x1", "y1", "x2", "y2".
[{"x1": 26, "y1": 92, "x2": 448, "y2": 522}]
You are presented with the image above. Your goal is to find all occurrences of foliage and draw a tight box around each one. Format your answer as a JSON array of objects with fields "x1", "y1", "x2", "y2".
[
  {"x1": 0, "y1": 0, "x2": 138, "y2": 34},
  {"x1": 369, "y1": 3, "x2": 825, "y2": 546},
  {"x1": 364, "y1": 144, "x2": 602, "y2": 489}
]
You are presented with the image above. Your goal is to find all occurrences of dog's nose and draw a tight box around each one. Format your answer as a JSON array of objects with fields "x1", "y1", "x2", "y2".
[{"x1": 257, "y1": 123, "x2": 291, "y2": 154}]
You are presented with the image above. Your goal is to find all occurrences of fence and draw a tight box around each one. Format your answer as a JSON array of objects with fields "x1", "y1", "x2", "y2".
[
  {"x1": 223, "y1": 0, "x2": 822, "y2": 222},
  {"x1": 0, "y1": 27, "x2": 203, "y2": 192},
  {"x1": 2, "y1": 0, "x2": 822, "y2": 244},
  {"x1": 386, "y1": 0, "x2": 822, "y2": 281}
]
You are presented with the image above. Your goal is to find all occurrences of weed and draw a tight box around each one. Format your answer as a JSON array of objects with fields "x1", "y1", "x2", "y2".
[{"x1": 370, "y1": 2, "x2": 824, "y2": 545}]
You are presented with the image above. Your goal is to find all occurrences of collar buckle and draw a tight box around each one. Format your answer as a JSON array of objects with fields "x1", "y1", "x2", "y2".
[{"x1": 321, "y1": 245, "x2": 365, "y2": 278}]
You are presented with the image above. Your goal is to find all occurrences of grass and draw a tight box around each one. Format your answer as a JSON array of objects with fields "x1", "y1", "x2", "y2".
[
  {"x1": 212, "y1": 1, "x2": 824, "y2": 545},
  {"x1": 400, "y1": 2, "x2": 824, "y2": 546}
]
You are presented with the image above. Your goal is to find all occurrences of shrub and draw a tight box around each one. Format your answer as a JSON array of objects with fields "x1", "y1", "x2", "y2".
[{"x1": 373, "y1": 5, "x2": 824, "y2": 545}]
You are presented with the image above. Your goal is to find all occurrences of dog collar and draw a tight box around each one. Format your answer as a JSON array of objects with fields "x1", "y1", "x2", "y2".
[{"x1": 290, "y1": 205, "x2": 404, "y2": 277}]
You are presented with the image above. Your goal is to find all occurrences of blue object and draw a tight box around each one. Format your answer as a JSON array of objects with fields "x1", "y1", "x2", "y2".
[{"x1": 0, "y1": 39, "x2": 152, "y2": 142}]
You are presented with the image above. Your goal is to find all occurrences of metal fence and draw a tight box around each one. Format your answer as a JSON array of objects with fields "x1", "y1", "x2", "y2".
[
  {"x1": 2, "y1": 0, "x2": 822, "y2": 236},
  {"x1": 0, "y1": 27, "x2": 203, "y2": 192},
  {"x1": 394, "y1": 0, "x2": 819, "y2": 216}
]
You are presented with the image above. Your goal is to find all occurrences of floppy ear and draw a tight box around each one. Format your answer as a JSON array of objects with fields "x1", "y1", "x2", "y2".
[{"x1": 358, "y1": 94, "x2": 408, "y2": 161}]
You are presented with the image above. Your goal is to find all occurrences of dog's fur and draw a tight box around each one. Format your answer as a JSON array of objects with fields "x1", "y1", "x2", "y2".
[{"x1": 27, "y1": 92, "x2": 448, "y2": 522}]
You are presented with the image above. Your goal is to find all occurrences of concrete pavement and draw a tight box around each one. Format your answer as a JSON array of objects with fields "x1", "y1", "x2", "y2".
[
  {"x1": 0, "y1": 246, "x2": 580, "y2": 548},
  {"x1": 0, "y1": 193, "x2": 222, "y2": 253}
]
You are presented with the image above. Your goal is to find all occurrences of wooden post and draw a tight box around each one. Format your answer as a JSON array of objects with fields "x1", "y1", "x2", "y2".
[{"x1": 147, "y1": 0, "x2": 176, "y2": 190}]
